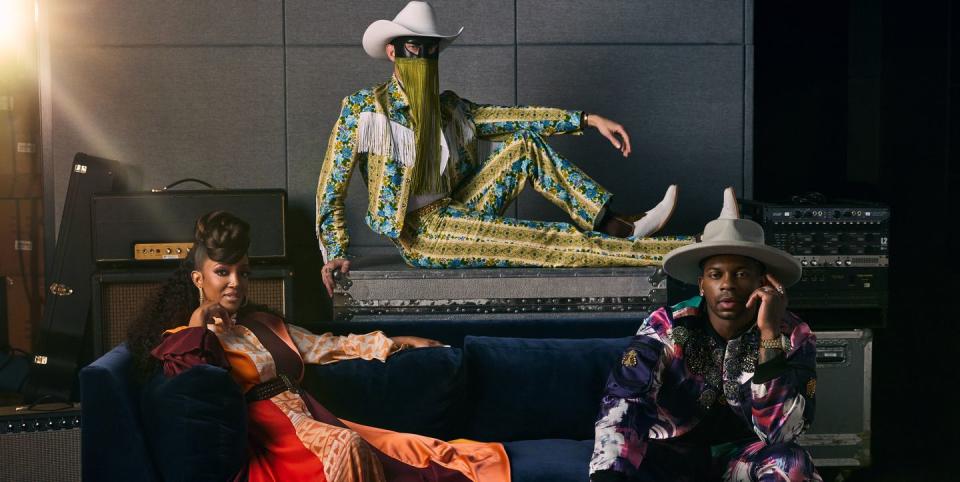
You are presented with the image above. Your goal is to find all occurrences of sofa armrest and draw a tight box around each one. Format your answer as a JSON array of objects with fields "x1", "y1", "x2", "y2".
[{"x1": 79, "y1": 345, "x2": 159, "y2": 482}]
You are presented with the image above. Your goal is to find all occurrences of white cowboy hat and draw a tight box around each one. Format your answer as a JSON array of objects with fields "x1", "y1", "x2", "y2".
[
  {"x1": 662, "y1": 192, "x2": 802, "y2": 287},
  {"x1": 362, "y1": 1, "x2": 464, "y2": 60}
]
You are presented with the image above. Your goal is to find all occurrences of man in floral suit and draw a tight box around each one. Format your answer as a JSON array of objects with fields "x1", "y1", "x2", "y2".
[{"x1": 317, "y1": 1, "x2": 690, "y2": 294}]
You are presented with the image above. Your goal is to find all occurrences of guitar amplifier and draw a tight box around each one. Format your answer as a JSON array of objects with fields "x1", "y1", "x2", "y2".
[
  {"x1": 91, "y1": 189, "x2": 286, "y2": 265},
  {"x1": 91, "y1": 266, "x2": 294, "y2": 356},
  {"x1": 0, "y1": 403, "x2": 82, "y2": 482}
]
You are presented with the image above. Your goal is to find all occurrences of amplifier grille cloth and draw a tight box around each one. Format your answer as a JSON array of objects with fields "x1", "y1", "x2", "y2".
[
  {"x1": 101, "y1": 278, "x2": 285, "y2": 351},
  {"x1": 0, "y1": 428, "x2": 81, "y2": 482}
]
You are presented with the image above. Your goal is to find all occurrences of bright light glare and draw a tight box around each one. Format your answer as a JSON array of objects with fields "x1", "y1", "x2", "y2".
[{"x1": 0, "y1": 0, "x2": 30, "y2": 57}]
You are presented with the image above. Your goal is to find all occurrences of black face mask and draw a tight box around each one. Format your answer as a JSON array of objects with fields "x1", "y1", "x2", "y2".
[{"x1": 390, "y1": 37, "x2": 441, "y2": 59}]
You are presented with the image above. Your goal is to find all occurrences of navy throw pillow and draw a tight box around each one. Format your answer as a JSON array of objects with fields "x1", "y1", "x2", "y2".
[
  {"x1": 463, "y1": 336, "x2": 631, "y2": 442},
  {"x1": 140, "y1": 364, "x2": 247, "y2": 481},
  {"x1": 302, "y1": 346, "x2": 464, "y2": 440}
]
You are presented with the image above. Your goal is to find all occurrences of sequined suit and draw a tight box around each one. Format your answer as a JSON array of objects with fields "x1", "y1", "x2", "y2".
[
  {"x1": 590, "y1": 296, "x2": 822, "y2": 482},
  {"x1": 316, "y1": 76, "x2": 692, "y2": 268}
]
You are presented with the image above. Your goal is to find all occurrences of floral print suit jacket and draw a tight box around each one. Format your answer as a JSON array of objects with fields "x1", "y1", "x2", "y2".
[{"x1": 315, "y1": 75, "x2": 584, "y2": 262}]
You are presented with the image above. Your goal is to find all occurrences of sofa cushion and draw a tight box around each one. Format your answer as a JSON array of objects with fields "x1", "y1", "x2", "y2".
[
  {"x1": 302, "y1": 346, "x2": 465, "y2": 440},
  {"x1": 139, "y1": 364, "x2": 247, "y2": 482},
  {"x1": 504, "y1": 439, "x2": 594, "y2": 482},
  {"x1": 463, "y1": 336, "x2": 631, "y2": 441}
]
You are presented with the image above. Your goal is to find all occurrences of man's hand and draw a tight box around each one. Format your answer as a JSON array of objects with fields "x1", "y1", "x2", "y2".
[
  {"x1": 321, "y1": 258, "x2": 351, "y2": 298},
  {"x1": 391, "y1": 336, "x2": 445, "y2": 351},
  {"x1": 585, "y1": 113, "x2": 632, "y2": 157},
  {"x1": 188, "y1": 301, "x2": 236, "y2": 330},
  {"x1": 746, "y1": 273, "x2": 788, "y2": 340}
]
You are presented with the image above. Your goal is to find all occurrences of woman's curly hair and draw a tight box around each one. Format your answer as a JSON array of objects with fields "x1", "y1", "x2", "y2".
[{"x1": 125, "y1": 211, "x2": 260, "y2": 382}]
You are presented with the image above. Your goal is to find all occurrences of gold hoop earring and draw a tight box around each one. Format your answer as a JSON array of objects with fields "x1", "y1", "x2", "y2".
[
  {"x1": 198, "y1": 287, "x2": 205, "y2": 304},
  {"x1": 699, "y1": 290, "x2": 704, "y2": 296}
]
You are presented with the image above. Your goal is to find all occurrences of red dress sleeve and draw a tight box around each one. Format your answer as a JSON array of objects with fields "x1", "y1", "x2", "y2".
[{"x1": 149, "y1": 326, "x2": 230, "y2": 378}]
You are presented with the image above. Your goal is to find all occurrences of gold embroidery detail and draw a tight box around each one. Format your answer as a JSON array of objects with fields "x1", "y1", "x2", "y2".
[
  {"x1": 806, "y1": 378, "x2": 817, "y2": 398},
  {"x1": 621, "y1": 349, "x2": 638, "y2": 367}
]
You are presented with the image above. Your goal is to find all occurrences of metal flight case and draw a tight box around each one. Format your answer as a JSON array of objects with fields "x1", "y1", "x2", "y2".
[
  {"x1": 331, "y1": 254, "x2": 669, "y2": 324},
  {"x1": 799, "y1": 329, "x2": 873, "y2": 469}
]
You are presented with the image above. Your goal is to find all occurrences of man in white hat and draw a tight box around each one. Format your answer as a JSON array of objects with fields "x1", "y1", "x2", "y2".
[
  {"x1": 589, "y1": 189, "x2": 822, "y2": 481},
  {"x1": 317, "y1": 1, "x2": 689, "y2": 290}
]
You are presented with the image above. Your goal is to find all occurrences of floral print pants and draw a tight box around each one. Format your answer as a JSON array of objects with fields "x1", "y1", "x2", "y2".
[{"x1": 396, "y1": 130, "x2": 692, "y2": 268}]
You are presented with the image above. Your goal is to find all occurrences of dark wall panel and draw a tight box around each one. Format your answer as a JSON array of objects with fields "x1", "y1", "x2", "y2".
[
  {"x1": 515, "y1": 45, "x2": 746, "y2": 235},
  {"x1": 517, "y1": 0, "x2": 745, "y2": 44},
  {"x1": 48, "y1": 47, "x2": 286, "y2": 227},
  {"x1": 286, "y1": 0, "x2": 513, "y2": 46},
  {"x1": 48, "y1": 0, "x2": 283, "y2": 46}
]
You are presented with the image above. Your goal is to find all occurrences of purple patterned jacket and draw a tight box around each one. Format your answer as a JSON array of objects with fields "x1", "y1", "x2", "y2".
[{"x1": 589, "y1": 296, "x2": 818, "y2": 478}]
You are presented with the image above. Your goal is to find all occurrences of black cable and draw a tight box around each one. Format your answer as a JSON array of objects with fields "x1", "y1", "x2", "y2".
[
  {"x1": 154, "y1": 178, "x2": 216, "y2": 191},
  {"x1": 788, "y1": 192, "x2": 828, "y2": 205}
]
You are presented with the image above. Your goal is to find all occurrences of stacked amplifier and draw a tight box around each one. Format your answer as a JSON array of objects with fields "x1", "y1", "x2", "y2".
[
  {"x1": 89, "y1": 189, "x2": 293, "y2": 357},
  {"x1": 740, "y1": 199, "x2": 889, "y2": 327}
]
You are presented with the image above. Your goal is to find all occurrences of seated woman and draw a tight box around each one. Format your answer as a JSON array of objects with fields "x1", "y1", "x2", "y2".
[{"x1": 125, "y1": 211, "x2": 509, "y2": 482}]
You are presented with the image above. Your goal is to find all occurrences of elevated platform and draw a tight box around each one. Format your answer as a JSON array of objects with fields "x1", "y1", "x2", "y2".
[{"x1": 332, "y1": 253, "x2": 672, "y2": 323}]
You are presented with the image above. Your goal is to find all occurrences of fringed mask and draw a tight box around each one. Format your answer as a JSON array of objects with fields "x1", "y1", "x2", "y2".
[{"x1": 392, "y1": 37, "x2": 448, "y2": 194}]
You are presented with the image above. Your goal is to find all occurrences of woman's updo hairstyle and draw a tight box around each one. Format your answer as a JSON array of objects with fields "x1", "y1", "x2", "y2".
[{"x1": 192, "y1": 211, "x2": 251, "y2": 266}]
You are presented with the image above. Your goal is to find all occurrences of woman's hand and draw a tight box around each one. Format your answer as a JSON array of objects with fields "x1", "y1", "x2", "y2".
[
  {"x1": 746, "y1": 274, "x2": 788, "y2": 340},
  {"x1": 391, "y1": 336, "x2": 445, "y2": 351},
  {"x1": 321, "y1": 258, "x2": 351, "y2": 298},
  {"x1": 585, "y1": 113, "x2": 632, "y2": 157},
  {"x1": 188, "y1": 301, "x2": 236, "y2": 330}
]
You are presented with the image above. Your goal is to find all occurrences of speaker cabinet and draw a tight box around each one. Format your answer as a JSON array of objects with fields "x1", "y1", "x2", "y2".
[
  {"x1": 91, "y1": 266, "x2": 293, "y2": 356},
  {"x1": 0, "y1": 404, "x2": 82, "y2": 482}
]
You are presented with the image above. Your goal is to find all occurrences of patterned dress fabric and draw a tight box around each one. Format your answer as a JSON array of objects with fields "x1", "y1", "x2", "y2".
[
  {"x1": 316, "y1": 75, "x2": 692, "y2": 267},
  {"x1": 152, "y1": 312, "x2": 509, "y2": 482},
  {"x1": 589, "y1": 296, "x2": 822, "y2": 482}
]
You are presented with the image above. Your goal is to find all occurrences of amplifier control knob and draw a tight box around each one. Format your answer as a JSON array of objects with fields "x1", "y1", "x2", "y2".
[
  {"x1": 810, "y1": 260, "x2": 818, "y2": 266},
  {"x1": 801, "y1": 260, "x2": 808, "y2": 266},
  {"x1": 176, "y1": 248, "x2": 183, "y2": 254},
  {"x1": 166, "y1": 248, "x2": 172, "y2": 254},
  {"x1": 845, "y1": 260, "x2": 853, "y2": 266},
  {"x1": 835, "y1": 260, "x2": 843, "y2": 266}
]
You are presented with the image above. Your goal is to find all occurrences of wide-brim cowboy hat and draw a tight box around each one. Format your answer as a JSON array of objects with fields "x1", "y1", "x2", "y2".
[
  {"x1": 662, "y1": 217, "x2": 802, "y2": 287},
  {"x1": 363, "y1": 1, "x2": 464, "y2": 60}
]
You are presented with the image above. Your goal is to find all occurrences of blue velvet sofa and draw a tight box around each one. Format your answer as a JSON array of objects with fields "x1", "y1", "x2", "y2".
[{"x1": 80, "y1": 334, "x2": 633, "y2": 481}]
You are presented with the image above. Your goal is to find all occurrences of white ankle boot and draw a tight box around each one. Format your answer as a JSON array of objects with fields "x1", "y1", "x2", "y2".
[
  {"x1": 632, "y1": 185, "x2": 678, "y2": 238},
  {"x1": 719, "y1": 186, "x2": 740, "y2": 219}
]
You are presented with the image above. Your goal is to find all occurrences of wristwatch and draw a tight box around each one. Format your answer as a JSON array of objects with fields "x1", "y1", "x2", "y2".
[{"x1": 759, "y1": 335, "x2": 790, "y2": 351}]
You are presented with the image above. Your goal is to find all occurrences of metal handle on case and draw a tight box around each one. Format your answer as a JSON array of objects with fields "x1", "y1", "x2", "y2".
[
  {"x1": 647, "y1": 267, "x2": 668, "y2": 286},
  {"x1": 332, "y1": 269, "x2": 353, "y2": 291},
  {"x1": 815, "y1": 346, "x2": 847, "y2": 364}
]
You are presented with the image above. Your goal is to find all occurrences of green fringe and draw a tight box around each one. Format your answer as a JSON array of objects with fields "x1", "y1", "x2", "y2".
[{"x1": 396, "y1": 58, "x2": 451, "y2": 194}]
